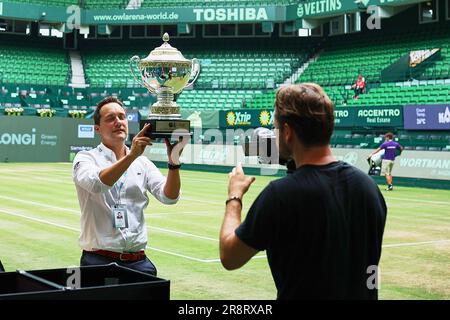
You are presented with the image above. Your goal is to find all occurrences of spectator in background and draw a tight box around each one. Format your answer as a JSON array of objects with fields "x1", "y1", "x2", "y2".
[
  {"x1": 368, "y1": 132, "x2": 403, "y2": 191},
  {"x1": 351, "y1": 75, "x2": 366, "y2": 99}
]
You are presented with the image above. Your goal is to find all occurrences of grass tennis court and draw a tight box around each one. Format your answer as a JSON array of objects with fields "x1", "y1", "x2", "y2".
[{"x1": 0, "y1": 162, "x2": 449, "y2": 299}]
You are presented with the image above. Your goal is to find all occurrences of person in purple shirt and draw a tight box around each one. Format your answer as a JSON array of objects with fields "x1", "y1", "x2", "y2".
[{"x1": 368, "y1": 132, "x2": 403, "y2": 191}]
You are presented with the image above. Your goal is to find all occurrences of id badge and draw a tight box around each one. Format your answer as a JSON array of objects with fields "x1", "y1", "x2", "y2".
[{"x1": 112, "y1": 204, "x2": 128, "y2": 229}]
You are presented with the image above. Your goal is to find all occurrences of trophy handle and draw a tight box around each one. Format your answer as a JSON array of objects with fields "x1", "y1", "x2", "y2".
[
  {"x1": 130, "y1": 56, "x2": 157, "y2": 94},
  {"x1": 184, "y1": 58, "x2": 201, "y2": 90}
]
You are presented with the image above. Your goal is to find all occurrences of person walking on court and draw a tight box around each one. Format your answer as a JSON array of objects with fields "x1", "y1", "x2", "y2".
[{"x1": 368, "y1": 132, "x2": 403, "y2": 191}]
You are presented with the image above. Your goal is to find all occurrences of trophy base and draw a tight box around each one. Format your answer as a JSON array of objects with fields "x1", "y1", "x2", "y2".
[{"x1": 140, "y1": 118, "x2": 192, "y2": 139}]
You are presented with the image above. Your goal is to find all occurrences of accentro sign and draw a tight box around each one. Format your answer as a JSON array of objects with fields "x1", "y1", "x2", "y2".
[{"x1": 0, "y1": 128, "x2": 36, "y2": 145}]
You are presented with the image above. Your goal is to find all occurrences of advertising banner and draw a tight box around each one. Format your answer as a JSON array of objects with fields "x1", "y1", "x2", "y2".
[
  {"x1": 404, "y1": 105, "x2": 450, "y2": 130},
  {"x1": 85, "y1": 7, "x2": 277, "y2": 25},
  {"x1": 144, "y1": 142, "x2": 450, "y2": 181},
  {"x1": 332, "y1": 148, "x2": 450, "y2": 181},
  {"x1": 219, "y1": 109, "x2": 274, "y2": 128},
  {"x1": 0, "y1": 117, "x2": 99, "y2": 162},
  {"x1": 334, "y1": 106, "x2": 403, "y2": 128}
]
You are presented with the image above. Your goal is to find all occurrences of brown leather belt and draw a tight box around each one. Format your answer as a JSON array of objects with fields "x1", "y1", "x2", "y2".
[{"x1": 90, "y1": 250, "x2": 146, "y2": 262}]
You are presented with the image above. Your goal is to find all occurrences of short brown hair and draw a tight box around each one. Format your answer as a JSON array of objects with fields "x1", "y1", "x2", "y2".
[
  {"x1": 385, "y1": 132, "x2": 394, "y2": 140},
  {"x1": 275, "y1": 83, "x2": 334, "y2": 147},
  {"x1": 93, "y1": 96, "x2": 124, "y2": 125}
]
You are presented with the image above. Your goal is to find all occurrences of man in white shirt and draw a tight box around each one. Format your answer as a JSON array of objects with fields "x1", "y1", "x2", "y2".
[{"x1": 73, "y1": 97, "x2": 185, "y2": 275}]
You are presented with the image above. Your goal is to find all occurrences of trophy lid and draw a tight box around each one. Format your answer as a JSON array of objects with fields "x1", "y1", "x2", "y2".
[{"x1": 141, "y1": 33, "x2": 190, "y2": 64}]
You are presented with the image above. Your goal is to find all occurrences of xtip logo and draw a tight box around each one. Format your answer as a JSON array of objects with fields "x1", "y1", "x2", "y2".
[
  {"x1": 259, "y1": 111, "x2": 273, "y2": 126},
  {"x1": 226, "y1": 111, "x2": 236, "y2": 126},
  {"x1": 438, "y1": 107, "x2": 450, "y2": 124},
  {"x1": 226, "y1": 111, "x2": 252, "y2": 126}
]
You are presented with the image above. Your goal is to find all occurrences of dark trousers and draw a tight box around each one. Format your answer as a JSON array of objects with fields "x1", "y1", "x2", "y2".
[
  {"x1": 80, "y1": 251, "x2": 157, "y2": 276},
  {"x1": 354, "y1": 87, "x2": 363, "y2": 96}
]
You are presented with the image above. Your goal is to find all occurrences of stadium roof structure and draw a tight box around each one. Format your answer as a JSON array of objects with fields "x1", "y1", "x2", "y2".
[{"x1": 0, "y1": 0, "x2": 431, "y2": 31}]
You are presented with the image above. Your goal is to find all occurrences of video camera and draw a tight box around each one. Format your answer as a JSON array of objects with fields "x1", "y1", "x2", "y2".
[{"x1": 241, "y1": 127, "x2": 296, "y2": 173}]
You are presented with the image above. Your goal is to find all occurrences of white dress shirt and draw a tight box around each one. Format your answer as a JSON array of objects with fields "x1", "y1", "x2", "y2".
[{"x1": 72, "y1": 143, "x2": 179, "y2": 253}]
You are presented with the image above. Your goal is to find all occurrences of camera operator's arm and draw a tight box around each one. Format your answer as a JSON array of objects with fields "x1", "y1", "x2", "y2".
[{"x1": 220, "y1": 163, "x2": 258, "y2": 270}]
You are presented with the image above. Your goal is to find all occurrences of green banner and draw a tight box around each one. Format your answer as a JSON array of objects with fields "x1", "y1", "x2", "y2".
[
  {"x1": 85, "y1": 7, "x2": 277, "y2": 25},
  {"x1": 286, "y1": 0, "x2": 351, "y2": 20},
  {"x1": 0, "y1": 2, "x2": 279, "y2": 24},
  {"x1": 219, "y1": 109, "x2": 274, "y2": 128},
  {"x1": 181, "y1": 109, "x2": 219, "y2": 129},
  {"x1": 286, "y1": 0, "x2": 426, "y2": 20},
  {"x1": 334, "y1": 106, "x2": 403, "y2": 128},
  {"x1": 0, "y1": 2, "x2": 68, "y2": 23},
  {"x1": 0, "y1": 117, "x2": 100, "y2": 162},
  {"x1": 1, "y1": 0, "x2": 427, "y2": 25}
]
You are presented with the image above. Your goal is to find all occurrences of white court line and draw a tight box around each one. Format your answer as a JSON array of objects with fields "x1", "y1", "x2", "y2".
[
  {"x1": 148, "y1": 226, "x2": 219, "y2": 242},
  {"x1": 0, "y1": 208, "x2": 80, "y2": 232},
  {"x1": 1, "y1": 173, "x2": 74, "y2": 185},
  {"x1": 0, "y1": 195, "x2": 220, "y2": 241},
  {"x1": 0, "y1": 207, "x2": 264, "y2": 263},
  {"x1": 383, "y1": 239, "x2": 450, "y2": 248},
  {"x1": 0, "y1": 195, "x2": 80, "y2": 214},
  {"x1": 1, "y1": 207, "x2": 448, "y2": 263},
  {"x1": 2, "y1": 194, "x2": 449, "y2": 247},
  {"x1": 147, "y1": 211, "x2": 218, "y2": 217},
  {"x1": 386, "y1": 197, "x2": 450, "y2": 206},
  {"x1": 0, "y1": 168, "x2": 70, "y2": 174},
  {"x1": 200, "y1": 255, "x2": 267, "y2": 263},
  {"x1": 181, "y1": 196, "x2": 224, "y2": 205}
]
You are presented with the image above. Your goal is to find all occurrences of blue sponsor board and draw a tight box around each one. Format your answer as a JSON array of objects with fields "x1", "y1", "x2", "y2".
[
  {"x1": 403, "y1": 105, "x2": 450, "y2": 130},
  {"x1": 126, "y1": 111, "x2": 140, "y2": 123},
  {"x1": 78, "y1": 124, "x2": 95, "y2": 138}
]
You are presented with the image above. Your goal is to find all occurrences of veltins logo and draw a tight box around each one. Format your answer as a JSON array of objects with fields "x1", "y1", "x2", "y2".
[
  {"x1": 297, "y1": 0, "x2": 343, "y2": 18},
  {"x1": 297, "y1": 3, "x2": 304, "y2": 18},
  {"x1": 438, "y1": 107, "x2": 450, "y2": 124},
  {"x1": 0, "y1": 128, "x2": 36, "y2": 145}
]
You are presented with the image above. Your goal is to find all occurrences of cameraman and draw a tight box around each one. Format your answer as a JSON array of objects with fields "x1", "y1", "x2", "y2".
[{"x1": 220, "y1": 83, "x2": 387, "y2": 299}]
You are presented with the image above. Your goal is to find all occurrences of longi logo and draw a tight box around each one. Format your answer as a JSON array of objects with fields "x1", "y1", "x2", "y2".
[{"x1": 0, "y1": 128, "x2": 36, "y2": 145}]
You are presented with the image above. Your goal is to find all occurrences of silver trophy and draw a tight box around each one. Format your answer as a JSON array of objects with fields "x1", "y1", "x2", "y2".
[{"x1": 130, "y1": 33, "x2": 200, "y2": 138}]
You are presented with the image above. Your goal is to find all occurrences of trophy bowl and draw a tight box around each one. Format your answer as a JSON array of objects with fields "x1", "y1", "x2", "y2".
[{"x1": 130, "y1": 33, "x2": 200, "y2": 139}]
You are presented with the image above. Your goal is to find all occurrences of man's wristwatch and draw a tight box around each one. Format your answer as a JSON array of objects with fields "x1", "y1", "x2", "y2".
[
  {"x1": 226, "y1": 196, "x2": 242, "y2": 207},
  {"x1": 168, "y1": 162, "x2": 181, "y2": 170}
]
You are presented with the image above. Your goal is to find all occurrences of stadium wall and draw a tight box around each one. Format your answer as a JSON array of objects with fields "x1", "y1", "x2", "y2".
[
  {"x1": 0, "y1": 116, "x2": 100, "y2": 162},
  {"x1": 145, "y1": 143, "x2": 450, "y2": 190}
]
